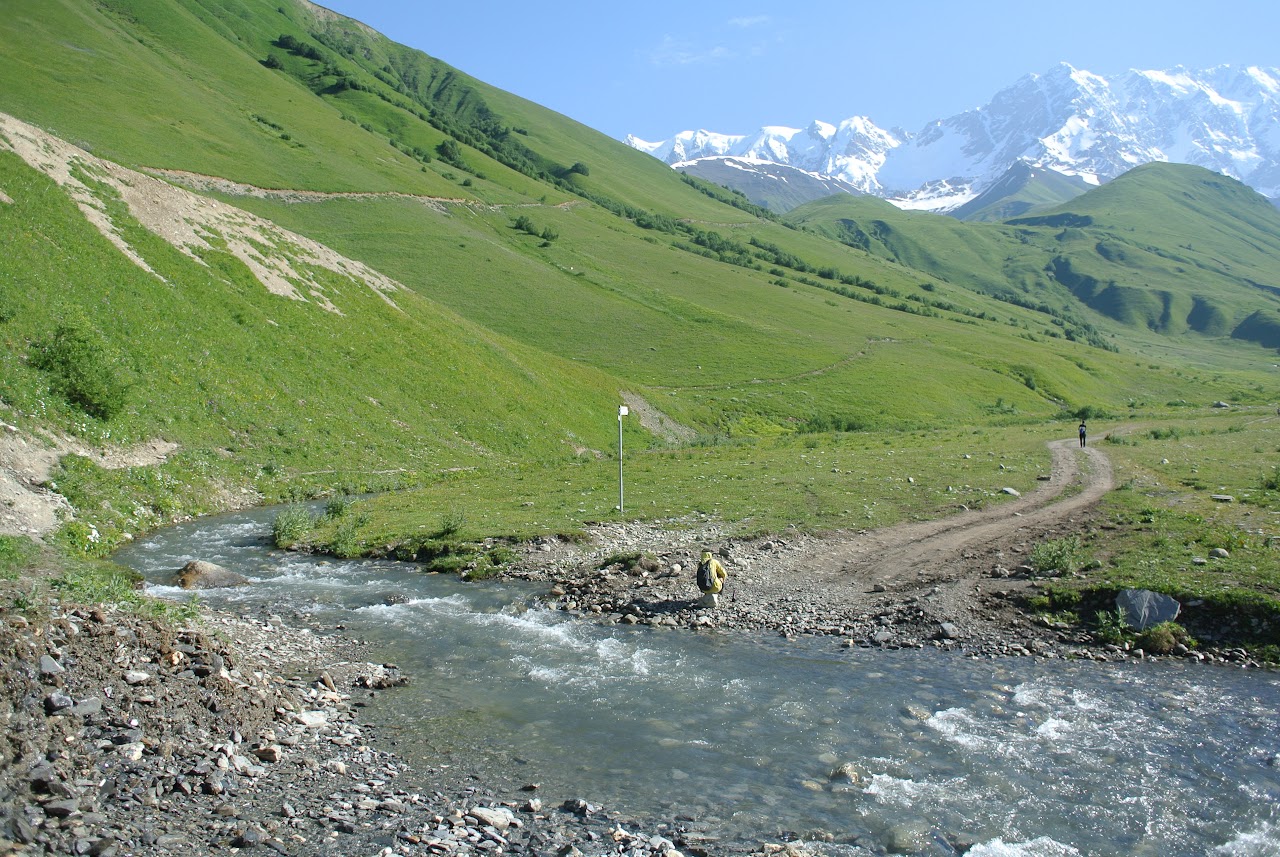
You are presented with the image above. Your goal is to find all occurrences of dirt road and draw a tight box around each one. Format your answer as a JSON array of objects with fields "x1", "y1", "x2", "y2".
[
  {"x1": 796, "y1": 439, "x2": 1112, "y2": 595},
  {"x1": 534, "y1": 440, "x2": 1115, "y2": 652}
]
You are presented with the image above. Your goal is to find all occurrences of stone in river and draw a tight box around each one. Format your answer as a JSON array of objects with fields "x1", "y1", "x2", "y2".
[{"x1": 175, "y1": 560, "x2": 249, "y2": 589}]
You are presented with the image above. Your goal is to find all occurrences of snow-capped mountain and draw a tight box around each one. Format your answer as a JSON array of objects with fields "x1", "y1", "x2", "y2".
[
  {"x1": 625, "y1": 64, "x2": 1280, "y2": 214},
  {"x1": 626, "y1": 117, "x2": 899, "y2": 195}
]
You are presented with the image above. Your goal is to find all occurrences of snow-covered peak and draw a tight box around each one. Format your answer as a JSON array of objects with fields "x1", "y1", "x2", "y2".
[
  {"x1": 625, "y1": 64, "x2": 1280, "y2": 209},
  {"x1": 1244, "y1": 65, "x2": 1280, "y2": 95},
  {"x1": 623, "y1": 134, "x2": 662, "y2": 155}
]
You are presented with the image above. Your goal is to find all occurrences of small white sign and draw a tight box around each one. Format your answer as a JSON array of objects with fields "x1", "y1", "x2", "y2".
[{"x1": 619, "y1": 405, "x2": 629, "y2": 416}]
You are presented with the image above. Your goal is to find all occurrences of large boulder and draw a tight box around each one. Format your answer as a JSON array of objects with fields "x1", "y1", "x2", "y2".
[
  {"x1": 1116, "y1": 589, "x2": 1180, "y2": 630},
  {"x1": 176, "y1": 560, "x2": 249, "y2": 590}
]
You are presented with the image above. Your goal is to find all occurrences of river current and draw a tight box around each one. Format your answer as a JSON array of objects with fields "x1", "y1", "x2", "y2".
[{"x1": 113, "y1": 506, "x2": 1280, "y2": 856}]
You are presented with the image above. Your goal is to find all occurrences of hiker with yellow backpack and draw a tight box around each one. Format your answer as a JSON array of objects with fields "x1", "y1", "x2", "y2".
[{"x1": 695, "y1": 551, "x2": 728, "y2": 608}]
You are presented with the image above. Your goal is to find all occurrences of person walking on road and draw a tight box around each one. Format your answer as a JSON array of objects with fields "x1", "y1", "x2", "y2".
[
  {"x1": 1078, "y1": 421, "x2": 1087, "y2": 448},
  {"x1": 696, "y1": 551, "x2": 728, "y2": 608}
]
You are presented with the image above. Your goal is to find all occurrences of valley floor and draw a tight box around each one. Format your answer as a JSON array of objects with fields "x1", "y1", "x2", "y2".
[
  {"x1": 510, "y1": 439, "x2": 1262, "y2": 667},
  {"x1": 1, "y1": 433, "x2": 1269, "y2": 856}
]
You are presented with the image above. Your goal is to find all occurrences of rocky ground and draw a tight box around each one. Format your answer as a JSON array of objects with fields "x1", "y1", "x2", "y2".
[{"x1": 0, "y1": 588, "x2": 730, "y2": 857}]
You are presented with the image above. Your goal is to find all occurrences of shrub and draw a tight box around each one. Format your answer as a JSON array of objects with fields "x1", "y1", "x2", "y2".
[
  {"x1": 462, "y1": 556, "x2": 498, "y2": 581},
  {"x1": 0, "y1": 535, "x2": 37, "y2": 580},
  {"x1": 1261, "y1": 466, "x2": 1280, "y2": 492},
  {"x1": 1093, "y1": 608, "x2": 1130, "y2": 645},
  {"x1": 1029, "y1": 536, "x2": 1086, "y2": 576},
  {"x1": 597, "y1": 551, "x2": 659, "y2": 574},
  {"x1": 598, "y1": 550, "x2": 642, "y2": 570},
  {"x1": 31, "y1": 316, "x2": 129, "y2": 420},
  {"x1": 272, "y1": 505, "x2": 314, "y2": 548},
  {"x1": 463, "y1": 546, "x2": 517, "y2": 581},
  {"x1": 322, "y1": 497, "x2": 352, "y2": 521},
  {"x1": 487, "y1": 545, "x2": 518, "y2": 566},
  {"x1": 1073, "y1": 405, "x2": 1106, "y2": 422},
  {"x1": 330, "y1": 517, "x2": 364, "y2": 558},
  {"x1": 50, "y1": 520, "x2": 115, "y2": 557},
  {"x1": 1136, "y1": 621, "x2": 1191, "y2": 654},
  {"x1": 51, "y1": 564, "x2": 143, "y2": 605},
  {"x1": 436, "y1": 138, "x2": 465, "y2": 167},
  {"x1": 437, "y1": 509, "x2": 465, "y2": 538}
]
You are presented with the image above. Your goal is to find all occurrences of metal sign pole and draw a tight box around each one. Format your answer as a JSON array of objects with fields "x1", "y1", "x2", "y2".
[{"x1": 617, "y1": 405, "x2": 628, "y2": 516}]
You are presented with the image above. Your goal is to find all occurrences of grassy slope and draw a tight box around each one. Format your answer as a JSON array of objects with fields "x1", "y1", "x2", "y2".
[
  {"x1": 0, "y1": 0, "x2": 453, "y2": 192},
  {"x1": 0, "y1": 148, "x2": 640, "y2": 552},
  {"x1": 952, "y1": 165, "x2": 1092, "y2": 222},
  {"x1": 788, "y1": 166, "x2": 1280, "y2": 350},
  {"x1": 229, "y1": 187, "x2": 1202, "y2": 437}
]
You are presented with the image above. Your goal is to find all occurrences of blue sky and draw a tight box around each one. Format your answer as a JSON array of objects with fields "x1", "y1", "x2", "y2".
[{"x1": 317, "y1": 1, "x2": 1279, "y2": 142}]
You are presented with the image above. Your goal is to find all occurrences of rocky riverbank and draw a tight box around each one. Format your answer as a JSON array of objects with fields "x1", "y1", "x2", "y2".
[
  {"x1": 0, "y1": 593, "x2": 751, "y2": 857},
  {"x1": 504, "y1": 518, "x2": 1271, "y2": 669}
]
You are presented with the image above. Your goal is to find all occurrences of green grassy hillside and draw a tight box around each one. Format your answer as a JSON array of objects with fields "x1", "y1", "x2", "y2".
[
  {"x1": 788, "y1": 164, "x2": 1280, "y2": 351},
  {"x1": 0, "y1": 0, "x2": 1277, "y2": 616},
  {"x1": 951, "y1": 162, "x2": 1092, "y2": 222},
  {"x1": 674, "y1": 159, "x2": 866, "y2": 214}
]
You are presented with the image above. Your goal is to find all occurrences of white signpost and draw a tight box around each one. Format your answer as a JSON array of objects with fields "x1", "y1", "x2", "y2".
[{"x1": 617, "y1": 405, "x2": 628, "y2": 515}]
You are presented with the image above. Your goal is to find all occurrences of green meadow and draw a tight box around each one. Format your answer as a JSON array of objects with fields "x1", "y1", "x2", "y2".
[
  {"x1": 307, "y1": 423, "x2": 1056, "y2": 551},
  {"x1": 1025, "y1": 411, "x2": 1280, "y2": 655}
]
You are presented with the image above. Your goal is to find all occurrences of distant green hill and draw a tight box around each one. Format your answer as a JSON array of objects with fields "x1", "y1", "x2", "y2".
[
  {"x1": 674, "y1": 158, "x2": 866, "y2": 213},
  {"x1": 1, "y1": 0, "x2": 1277, "y2": 556},
  {"x1": 950, "y1": 162, "x2": 1092, "y2": 222},
  {"x1": 788, "y1": 164, "x2": 1280, "y2": 349}
]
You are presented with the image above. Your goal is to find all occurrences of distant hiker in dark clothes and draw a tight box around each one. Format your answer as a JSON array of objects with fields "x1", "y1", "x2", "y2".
[
  {"x1": 1078, "y1": 421, "x2": 1087, "y2": 448},
  {"x1": 695, "y1": 551, "x2": 727, "y2": 608}
]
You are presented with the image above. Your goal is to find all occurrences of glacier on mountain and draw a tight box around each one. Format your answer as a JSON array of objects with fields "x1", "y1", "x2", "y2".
[{"x1": 627, "y1": 64, "x2": 1280, "y2": 212}]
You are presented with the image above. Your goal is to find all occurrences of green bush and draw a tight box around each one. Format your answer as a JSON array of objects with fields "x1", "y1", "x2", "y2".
[
  {"x1": 322, "y1": 497, "x2": 352, "y2": 521},
  {"x1": 437, "y1": 509, "x2": 465, "y2": 538},
  {"x1": 1136, "y1": 621, "x2": 1191, "y2": 654},
  {"x1": 30, "y1": 316, "x2": 129, "y2": 420},
  {"x1": 597, "y1": 550, "x2": 659, "y2": 575},
  {"x1": 598, "y1": 550, "x2": 642, "y2": 570},
  {"x1": 49, "y1": 519, "x2": 118, "y2": 557},
  {"x1": 1261, "y1": 467, "x2": 1280, "y2": 492},
  {"x1": 272, "y1": 505, "x2": 314, "y2": 548},
  {"x1": 1029, "y1": 536, "x2": 1086, "y2": 576},
  {"x1": 0, "y1": 535, "x2": 37, "y2": 580},
  {"x1": 462, "y1": 555, "x2": 499, "y2": 581},
  {"x1": 1093, "y1": 608, "x2": 1130, "y2": 645},
  {"x1": 1073, "y1": 405, "x2": 1107, "y2": 422},
  {"x1": 51, "y1": 564, "x2": 143, "y2": 605},
  {"x1": 326, "y1": 511, "x2": 371, "y2": 559},
  {"x1": 435, "y1": 138, "x2": 465, "y2": 167}
]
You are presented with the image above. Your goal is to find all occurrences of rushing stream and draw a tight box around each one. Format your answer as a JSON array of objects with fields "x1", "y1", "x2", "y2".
[{"x1": 114, "y1": 506, "x2": 1280, "y2": 856}]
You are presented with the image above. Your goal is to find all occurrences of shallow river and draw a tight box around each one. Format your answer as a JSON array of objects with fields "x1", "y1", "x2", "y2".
[{"x1": 114, "y1": 506, "x2": 1280, "y2": 856}]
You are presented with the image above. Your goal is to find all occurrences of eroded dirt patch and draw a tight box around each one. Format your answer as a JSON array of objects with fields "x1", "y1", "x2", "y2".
[{"x1": 0, "y1": 418, "x2": 177, "y2": 539}]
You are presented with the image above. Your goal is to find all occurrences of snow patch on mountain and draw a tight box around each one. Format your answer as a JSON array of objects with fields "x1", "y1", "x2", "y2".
[{"x1": 628, "y1": 64, "x2": 1280, "y2": 211}]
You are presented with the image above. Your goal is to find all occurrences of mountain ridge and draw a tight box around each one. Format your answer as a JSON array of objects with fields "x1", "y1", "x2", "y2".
[{"x1": 629, "y1": 63, "x2": 1280, "y2": 216}]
